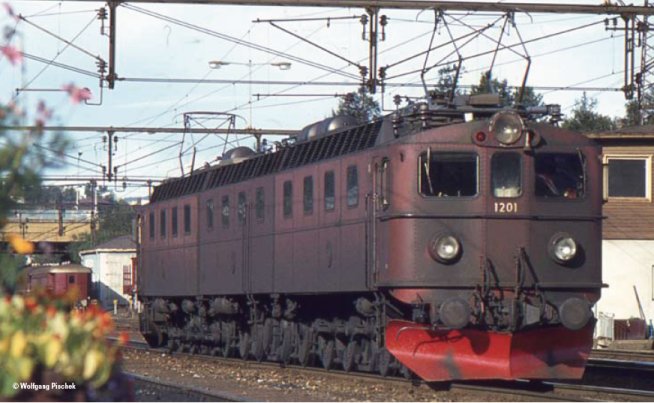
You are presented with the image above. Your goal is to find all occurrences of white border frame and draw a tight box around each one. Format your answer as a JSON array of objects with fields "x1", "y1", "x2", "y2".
[{"x1": 603, "y1": 154, "x2": 652, "y2": 202}]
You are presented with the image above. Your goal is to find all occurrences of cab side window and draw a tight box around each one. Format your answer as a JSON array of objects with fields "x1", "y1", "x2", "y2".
[
  {"x1": 346, "y1": 165, "x2": 359, "y2": 207},
  {"x1": 283, "y1": 180, "x2": 293, "y2": 218}
]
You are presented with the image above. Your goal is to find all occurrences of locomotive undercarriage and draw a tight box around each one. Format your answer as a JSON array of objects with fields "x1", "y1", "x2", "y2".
[{"x1": 140, "y1": 293, "x2": 410, "y2": 376}]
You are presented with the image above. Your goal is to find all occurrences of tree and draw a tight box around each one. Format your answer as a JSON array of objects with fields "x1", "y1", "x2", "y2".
[
  {"x1": 562, "y1": 93, "x2": 616, "y2": 132},
  {"x1": 66, "y1": 196, "x2": 135, "y2": 263},
  {"x1": 470, "y1": 72, "x2": 543, "y2": 108},
  {"x1": 333, "y1": 88, "x2": 381, "y2": 124}
]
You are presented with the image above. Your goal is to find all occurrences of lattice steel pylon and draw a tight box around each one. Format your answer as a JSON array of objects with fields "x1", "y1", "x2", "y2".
[{"x1": 638, "y1": 0, "x2": 654, "y2": 124}]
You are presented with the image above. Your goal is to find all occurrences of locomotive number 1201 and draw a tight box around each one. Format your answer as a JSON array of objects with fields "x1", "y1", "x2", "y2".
[{"x1": 494, "y1": 202, "x2": 518, "y2": 213}]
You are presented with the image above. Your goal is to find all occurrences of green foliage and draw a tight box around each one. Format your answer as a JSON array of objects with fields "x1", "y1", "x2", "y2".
[
  {"x1": 67, "y1": 197, "x2": 135, "y2": 263},
  {"x1": 470, "y1": 72, "x2": 543, "y2": 107},
  {"x1": 562, "y1": 93, "x2": 616, "y2": 132},
  {"x1": 333, "y1": 88, "x2": 381, "y2": 124},
  {"x1": 0, "y1": 104, "x2": 70, "y2": 293}
]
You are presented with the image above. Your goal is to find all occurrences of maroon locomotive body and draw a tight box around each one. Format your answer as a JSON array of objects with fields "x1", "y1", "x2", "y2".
[{"x1": 138, "y1": 99, "x2": 602, "y2": 381}]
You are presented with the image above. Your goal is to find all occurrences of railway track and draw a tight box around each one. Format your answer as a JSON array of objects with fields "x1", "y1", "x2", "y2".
[
  {"x1": 114, "y1": 338, "x2": 654, "y2": 401},
  {"x1": 130, "y1": 372, "x2": 245, "y2": 401}
]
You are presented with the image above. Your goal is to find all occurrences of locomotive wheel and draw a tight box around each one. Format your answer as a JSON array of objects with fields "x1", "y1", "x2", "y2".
[
  {"x1": 298, "y1": 328, "x2": 313, "y2": 367},
  {"x1": 222, "y1": 332, "x2": 232, "y2": 358},
  {"x1": 263, "y1": 319, "x2": 274, "y2": 356},
  {"x1": 378, "y1": 348, "x2": 392, "y2": 377},
  {"x1": 321, "y1": 339, "x2": 335, "y2": 370},
  {"x1": 253, "y1": 332, "x2": 265, "y2": 362},
  {"x1": 280, "y1": 326, "x2": 292, "y2": 365},
  {"x1": 239, "y1": 332, "x2": 251, "y2": 360},
  {"x1": 342, "y1": 340, "x2": 358, "y2": 372}
]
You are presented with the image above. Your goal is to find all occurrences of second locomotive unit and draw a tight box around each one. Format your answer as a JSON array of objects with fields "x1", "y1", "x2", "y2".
[{"x1": 138, "y1": 94, "x2": 602, "y2": 381}]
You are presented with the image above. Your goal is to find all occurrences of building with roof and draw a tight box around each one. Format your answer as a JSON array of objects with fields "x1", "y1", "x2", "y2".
[
  {"x1": 586, "y1": 125, "x2": 654, "y2": 327},
  {"x1": 79, "y1": 235, "x2": 137, "y2": 308}
]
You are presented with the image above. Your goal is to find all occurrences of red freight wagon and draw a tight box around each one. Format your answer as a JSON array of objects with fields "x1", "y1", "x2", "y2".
[{"x1": 28, "y1": 264, "x2": 92, "y2": 301}]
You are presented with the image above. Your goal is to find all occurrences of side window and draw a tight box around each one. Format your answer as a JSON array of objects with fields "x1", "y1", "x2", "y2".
[
  {"x1": 381, "y1": 159, "x2": 390, "y2": 209},
  {"x1": 419, "y1": 152, "x2": 478, "y2": 197},
  {"x1": 160, "y1": 210, "x2": 167, "y2": 238},
  {"x1": 303, "y1": 176, "x2": 314, "y2": 214},
  {"x1": 492, "y1": 152, "x2": 522, "y2": 198},
  {"x1": 149, "y1": 212, "x2": 155, "y2": 239},
  {"x1": 346, "y1": 165, "x2": 359, "y2": 207},
  {"x1": 238, "y1": 192, "x2": 246, "y2": 225},
  {"x1": 283, "y1": 180, "x2": 293, "y2": 218},
  {"x1": 222, "y1": 196, "x2": 230, "y2": 228},
  {"x1": 324, "y1": 171, "x2": 335, "y2": 211},
  {"x1": 171, "y1": 207, "x2": 178, "y2": 237},
  {"x1": 184, "y1": 204, "x2": 191, "y2": 234},
  {"x1": 536, "y1": 153, "x2": 585, "y2": 199},
  {"x1": 255, "y1": 187, "x2": 265, "y2": 221},
  {"x1": 206, "y1": 199, "x2": 214, "y2": 229},
  {"x1": 68, "y1": 275, "x2": 75, "y2": 284},
  {"x1": 605, "y1": 155, "x2": 650, "y2": 200}
]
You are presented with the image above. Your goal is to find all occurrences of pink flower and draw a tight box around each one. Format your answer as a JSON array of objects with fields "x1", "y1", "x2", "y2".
[
  {"x1": 62, "y1": 83, "x2": 92, "y2": 104},
  {"x1": 0, "y1": 45, "x2": 22, "y2": 65}
]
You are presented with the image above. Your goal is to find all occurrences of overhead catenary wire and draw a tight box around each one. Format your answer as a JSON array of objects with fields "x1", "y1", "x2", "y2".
[{"x1": 120, "y1": 3, "x2": 361, "y2": 80}]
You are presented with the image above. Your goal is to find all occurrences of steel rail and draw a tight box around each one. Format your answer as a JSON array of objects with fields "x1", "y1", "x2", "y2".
[{"x1": 55, "y1": 1, "x2": 654, "y2": 16}]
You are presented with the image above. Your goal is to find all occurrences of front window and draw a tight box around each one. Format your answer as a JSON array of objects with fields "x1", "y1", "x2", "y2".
[
  {"x1": 492, "y1": 152, "x2": 522, "y2": 198},
  {"x1": 419, "y1": 152, "x2": 478, "y2": 197},
  {"x1": 535, "y1": 153, "x2": 585, "y2": 199}
]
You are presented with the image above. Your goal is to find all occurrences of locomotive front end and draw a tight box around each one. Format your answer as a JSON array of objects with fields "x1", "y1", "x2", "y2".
[{"x1": 379, "y1": 110, "x2": 602, "y2": 381}]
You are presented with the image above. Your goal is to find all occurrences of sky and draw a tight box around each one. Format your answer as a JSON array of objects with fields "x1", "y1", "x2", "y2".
[{"x1": 0, "y1": 0, "x2": 641, "y2": 200}]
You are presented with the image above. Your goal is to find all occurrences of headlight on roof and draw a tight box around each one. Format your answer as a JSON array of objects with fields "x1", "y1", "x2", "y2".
[
  {"x1": 490, "y1": 111, "x2": 524, "y2": 145},
  {"x1": 549, "y1": 232, "x2": 577, "y2": 264}
]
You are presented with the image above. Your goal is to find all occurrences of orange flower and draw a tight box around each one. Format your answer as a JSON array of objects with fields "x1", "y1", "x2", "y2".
[
  {"x1": 24, "y1": 296, "x2": 38, "y2": 312},
  {"x1": 7, "y1": 234, "x2": 34, "y2": 254}
]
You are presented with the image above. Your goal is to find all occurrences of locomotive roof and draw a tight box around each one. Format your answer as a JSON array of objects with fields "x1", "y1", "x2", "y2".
[
  {"x1": 150, "y1": 119, "x2": 383, "y2": 203},
  {"x1": 28, "y1": 264, "x2": 92, "y2": 275}
]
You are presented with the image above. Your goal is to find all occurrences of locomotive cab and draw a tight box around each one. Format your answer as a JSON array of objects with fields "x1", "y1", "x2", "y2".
[{"x1": 378, "y1": 109, "x2": 602, "y2": 380}]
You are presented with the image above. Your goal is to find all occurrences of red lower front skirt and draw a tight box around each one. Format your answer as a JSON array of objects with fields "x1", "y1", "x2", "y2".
[{"x1": 385, "y1": 320, "x2": 594, "y2": 381}]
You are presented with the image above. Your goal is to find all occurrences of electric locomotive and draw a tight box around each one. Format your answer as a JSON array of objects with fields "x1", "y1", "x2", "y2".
[{"x1": 138, "y1": 94, "x2": 602, "y2": 381}]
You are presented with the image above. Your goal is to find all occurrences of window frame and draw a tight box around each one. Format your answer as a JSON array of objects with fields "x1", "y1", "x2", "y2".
[
  {"x1": 417, "y1": 151, "x2": 480, "y2": 199},
  {"x1": 346, "y1": 165, "x2": 359, "y2": 208},
  {"x1": 381, "y1": 158, "x2": 391, "y2": 209},
  {"x1": 149, "y1": 211, "x2": 155, "y2": 240},
  {"x1": 255, "y1": 187, "x2": 265, "y2": 222},
  {"x1": 184, "y1": 204, "x2": 191, "y2": 234},
  {"x1": 283, "y1": 180, "x2": 293, "y2": 218},
  {"x1": 238, "y1": 192, "x2": 247, "y2": 225},
  {"x1": 603, "y1": 154, "x2": 652, "y2": 201},
  {"x1": 491, "y1": 152, "x2": 523, "y2": 199},
  {"x1": 221, "y1": 195, "x2": 230, "y2": 229},
  {"x1": 171, "y1": 206, "x2": 178, "y2": 237},
  {"x1": 303, "y1": 175, "x2": 314, "y2": 215},
  {"x1": 324, "y1": 170, "x2": 335, "y2": 211},
  {"x1": 206, "y1": 199, "x2": 214, "y2": 230},
  {"x1": 160, "y1": 209, "x2": 167, "y2": 238}
]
